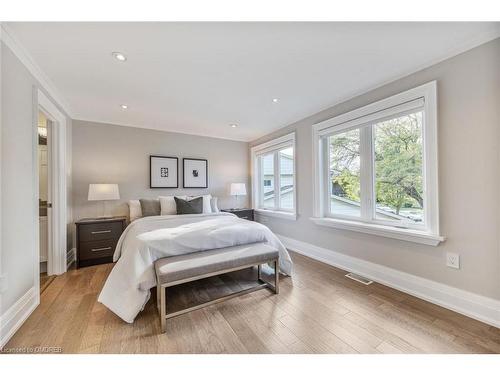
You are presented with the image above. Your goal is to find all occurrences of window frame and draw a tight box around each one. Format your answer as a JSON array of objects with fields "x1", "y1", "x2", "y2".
[
  {"x1": 251, "y1": 132, "x2": 297, "y2": 220},
  {"x1": 312, "y1": 81, "x2": 444, "y2": 245}
]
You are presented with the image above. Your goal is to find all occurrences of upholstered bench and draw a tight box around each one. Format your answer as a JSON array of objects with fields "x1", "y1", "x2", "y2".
[{"x1": 154, "y1": 243, "x2": 279, "y2": 333}]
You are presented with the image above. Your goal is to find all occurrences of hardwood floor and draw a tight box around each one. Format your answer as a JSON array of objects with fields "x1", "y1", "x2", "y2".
[
  {"x1": 5, "y1": 251, "x2": 500, "y2": 354},
  {"x1": 39, "y1": 273, "x2": 56, "y2": 294}
]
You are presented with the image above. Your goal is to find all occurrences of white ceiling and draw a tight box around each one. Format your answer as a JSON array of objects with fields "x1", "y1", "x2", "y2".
[{"x1": 6, "y1": 22, "x2": 500, "y2": 142}]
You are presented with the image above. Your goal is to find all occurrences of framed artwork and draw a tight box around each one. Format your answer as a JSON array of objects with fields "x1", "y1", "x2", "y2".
[
  {"x1": 183, "y1": 158, "x2": 208, "y2": 188},
  {"x1": 150, "y1": 155, "x2": 178, "y2": 188}
]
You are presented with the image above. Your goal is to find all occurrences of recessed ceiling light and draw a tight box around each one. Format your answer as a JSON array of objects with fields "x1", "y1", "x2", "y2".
[
  {"x1": 112, "y1": 52, "x2": 127, "y2": 62},
  {"x1": 120, "y1": 104, "x2": 128, "y2": 109},
  {"x1": 230, "y1": 124, "x2": 238, "y2": 128},
  {"x1": 272, "y1": 98, "x2": 279, "y2": 103}
]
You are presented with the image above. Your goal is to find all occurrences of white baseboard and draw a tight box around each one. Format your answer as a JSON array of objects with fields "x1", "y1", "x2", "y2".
[
  {"x1": 278, "y1": 235, "x2": 500, "y2": 329},
  {"x1": 0, "y1": 248, "x2": 75, "y2": 349},
  {"x1": 40, "y1": 261, "x2": 47, "y2": 274},
  {"x1": 0, "y1": 287, "x2": 38, "y2": 348},
  {"x1": 67, "y1": 248, "x2": 76, "y2": 269}
]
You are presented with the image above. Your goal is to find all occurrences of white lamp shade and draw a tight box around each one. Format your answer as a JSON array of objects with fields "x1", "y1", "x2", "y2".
[
  {"x1": 230, "y1": 183, "x2": 247, "y2": 196},
  {"x1": 88, "y1": 184, "x2": 120, "y2": 201}
]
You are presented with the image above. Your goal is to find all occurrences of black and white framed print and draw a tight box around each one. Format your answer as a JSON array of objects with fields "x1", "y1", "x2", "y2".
[
  {"x1": 183, "y1": 158, "x2": 208, "y2": 188},
  {"x1": 150, "y1": 155, "x2": 178, "y2": 188}
]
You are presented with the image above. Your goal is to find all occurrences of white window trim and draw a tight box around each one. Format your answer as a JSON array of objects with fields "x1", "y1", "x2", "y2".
[
  {"x1": 251, "y1": 132, "x2": 297, "y2": 220},
  {"x1": 255, "y1": 209, "x2": 297, "y2": 221},
  {"x1": 312, "y1": 81, "x2": 444, "y2": 246},
  {"x1": 310, "y1": 217, "x2": 444, "y2": 246}
]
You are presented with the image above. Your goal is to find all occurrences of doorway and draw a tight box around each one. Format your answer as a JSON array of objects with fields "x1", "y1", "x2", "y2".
[
  {"x1": 35, "y1": 89, "x2": 68, "y2": 297},
  {"x1": 37, "y1": 111, "x2": 55, "y2": 291}
]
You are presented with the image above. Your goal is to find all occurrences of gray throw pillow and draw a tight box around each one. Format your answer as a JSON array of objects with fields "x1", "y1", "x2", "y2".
[
  {"x1": 175, "y1": 196, "x2": 203, "y2": 214},
  {"x1": 139, "y1": 199, "x2": 161, "y2": 217}
]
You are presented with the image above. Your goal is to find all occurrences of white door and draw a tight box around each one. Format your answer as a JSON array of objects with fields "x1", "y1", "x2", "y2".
[{"x1": 46, "y1": 119, "x2": 54, "y2": 275}]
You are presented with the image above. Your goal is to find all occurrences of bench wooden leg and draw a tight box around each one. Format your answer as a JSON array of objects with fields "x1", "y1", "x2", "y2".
[
  {"x1": 274, "y1": 260, "x2": 280, "y2": 294},
  {"x1": 160, "y1": 285, "x2": 167, "y2": 333}
]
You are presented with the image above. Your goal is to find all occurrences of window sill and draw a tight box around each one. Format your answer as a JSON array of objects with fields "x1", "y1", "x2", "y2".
[
  {"x1": 310, "y1": 217, "x2": 445, "y2": 246},
  {"x1": 255, "y1": 209, "x2": 297, "y2": 221}
]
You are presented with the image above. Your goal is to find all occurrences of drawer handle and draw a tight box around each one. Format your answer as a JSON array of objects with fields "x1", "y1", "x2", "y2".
[
  {"x1": 91, "y1": 247, "x2": 112, "y2": 252},
  {"x1": 91, "y1": 230, "x2": 112, "y2": 234}
]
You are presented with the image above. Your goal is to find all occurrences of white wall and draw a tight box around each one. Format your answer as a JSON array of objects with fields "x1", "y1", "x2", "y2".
[
  {"x1": 0, "y1": 40, "x2": 73, "y2": 345},
  {"x1": 72, "y1": 120, "x2": 249, "y2": 221},
  {"x1": 250, "y1": 38, "x2": 500, "y2": 300}
]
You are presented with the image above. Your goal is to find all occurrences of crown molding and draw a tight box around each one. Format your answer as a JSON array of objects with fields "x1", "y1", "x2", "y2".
[
  {"x1": 0, "y1": 23, "x2": 73, "y2": 117},
  {"x1": 249, "y1": 29, "x2": 500, "y2": 144}
]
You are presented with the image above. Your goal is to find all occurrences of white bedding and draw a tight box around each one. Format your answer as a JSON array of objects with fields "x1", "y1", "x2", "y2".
[{"x1": 98, "y1": 212, "x2": 293, "y2": 323}]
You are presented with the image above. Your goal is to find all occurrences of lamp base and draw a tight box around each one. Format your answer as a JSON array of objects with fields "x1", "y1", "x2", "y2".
[{"x1": 97, "y1": 200, "x2": 113, "y2": 218}]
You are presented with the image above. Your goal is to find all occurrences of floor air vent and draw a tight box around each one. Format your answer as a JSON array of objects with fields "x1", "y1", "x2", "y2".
[{"x1": 345, "y1": 272, "x2": 373, "y2": 285}]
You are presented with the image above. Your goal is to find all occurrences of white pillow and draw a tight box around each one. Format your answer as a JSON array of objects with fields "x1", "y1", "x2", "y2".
[
  {"x1": 159, "y1": 195, "x2": 187, "y2": 215},
  {"x1": 188, "y1": 194, "x2": 212, "y2": 214},
  {"x1": 128, "y1": 200, "x2": 142, "y2": 222},
  {"x1": 210, "y1": 197, "x2": 219, "y2": 213}
]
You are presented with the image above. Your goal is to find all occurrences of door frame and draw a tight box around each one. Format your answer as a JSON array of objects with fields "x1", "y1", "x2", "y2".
[{"x1": 34, "y1": 89, "x2": 67, "y2": 277}]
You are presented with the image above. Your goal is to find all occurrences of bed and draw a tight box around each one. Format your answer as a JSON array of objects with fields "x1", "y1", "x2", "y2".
[{"x1": 98, "y1": 212, "x2": 293, "y2": 323}]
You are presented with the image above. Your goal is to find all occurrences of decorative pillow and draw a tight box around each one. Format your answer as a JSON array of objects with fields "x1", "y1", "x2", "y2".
[
  {"x1": 175, "y1": 196, "x2": 203, "y2": 214},
  {"x1": 139, "y1": 198, "x2": 161, "y2": 217},
  {"x1": 159, "y1": 195, "x2": 187, "y2": 215},
  {"x1": 128, "y1": 200, "x2": 142, "y2": 221},
  {"x1": 188, "y1": 194, "x2": 212, "y2": 213},
  {"x1": 210, "y1": 197, "x2": 219, "y2": 213}
]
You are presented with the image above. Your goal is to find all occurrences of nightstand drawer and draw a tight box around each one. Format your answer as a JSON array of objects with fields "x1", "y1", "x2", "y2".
[
  {"x1": 79, "y1": 239, "x2": 117, "y2": 260},
  {"x1": 221, "y1": 209, "x2": 254, "y2": 221},
  {"x1": 79, "y1": 221, "x2": 123, "y2": 242},
  {"x1": 234, "y1": 210, "x2": 253, "y2": 220},
  {"x1": 76, "y1": 217, "x2": 126, "y2": 268}
]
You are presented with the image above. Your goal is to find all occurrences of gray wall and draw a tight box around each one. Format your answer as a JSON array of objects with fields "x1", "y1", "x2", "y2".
[
  {"x1": 72, "y1": 121, "x2": 249, "y2": 221},
  {"x1": 1, "y1": 42, "x2": 73, "y2": 315},
  {"x1": 250, "y1": 38, "x2": 500, "y2": 300}
]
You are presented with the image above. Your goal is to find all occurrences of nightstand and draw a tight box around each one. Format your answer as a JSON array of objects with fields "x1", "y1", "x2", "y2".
[
  {"x1": 221, "y1": 208, "x2": 254, "y2": 221},
  {"x1": 75, "y1": 217, "x2": 127, "y2": 268}
]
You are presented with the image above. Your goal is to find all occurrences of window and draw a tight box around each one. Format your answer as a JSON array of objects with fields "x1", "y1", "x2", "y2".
[
  {"x1": 374, "y1": 111, "x2": 424, "y2": 224},
  {"x1": 251, "y1": 133, "x2": 296, "y2": 220},
  {"x1": 312, "y1": 82, "x2": 443, "y2": 245},
  {"x1": 329, "y1": 128, "x2": 361, "y2": 218},
  {"x1": 279, "y1": 147, "x2": 294, "y2": 210},
  {"x1": 261, "y1": 153, "x2": 275, "y2": 209}
]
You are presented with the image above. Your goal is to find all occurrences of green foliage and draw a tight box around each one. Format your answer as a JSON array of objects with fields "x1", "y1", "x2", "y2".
[
  {"x1": 330, "y1": 128, "x2": 361, "y2": 202},
  {"x1": 333, "y1": 170, "x2": 360, "y2": 201},
  {"x1": 329, "y1": 112, "x2": 424, "y2": 216},
  {"x1": 375, "y1": 113, "x2": 423, "y2": 214}
]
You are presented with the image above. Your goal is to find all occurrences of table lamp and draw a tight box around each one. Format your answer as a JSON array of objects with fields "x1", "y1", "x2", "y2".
[
  {"x1": 88, "y1": 184, "x2": 120, "y2": 218},
  {"x1": 230, "y1": 183, "x2": 247, "y2": 209}
]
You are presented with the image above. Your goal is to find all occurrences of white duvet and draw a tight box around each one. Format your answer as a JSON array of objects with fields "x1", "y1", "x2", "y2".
[{"x1": 98, "y1": 212, "x2": 293, "y2": 323}]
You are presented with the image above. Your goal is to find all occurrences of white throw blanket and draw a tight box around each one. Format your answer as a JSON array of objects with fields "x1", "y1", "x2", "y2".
[{"x1": 98, "y1": 213, "x2": 293, "y2": 323}]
